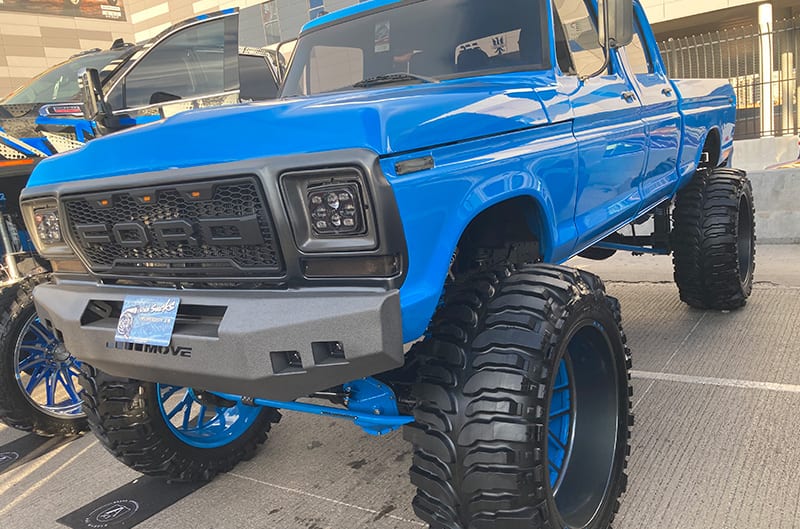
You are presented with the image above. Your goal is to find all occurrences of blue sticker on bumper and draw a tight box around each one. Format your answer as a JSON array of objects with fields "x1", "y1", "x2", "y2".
[{"x1": 115, "y1": 296, "x2": 180, "y2": 347}]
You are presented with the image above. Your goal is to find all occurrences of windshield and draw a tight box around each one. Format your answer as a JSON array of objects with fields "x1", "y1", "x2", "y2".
[
  {"x1": 1, "y1": 49, "x2": 128, "y2": 105},
  {"x1": 282, "y1": 0, "x2": 550, "y2": 97}
]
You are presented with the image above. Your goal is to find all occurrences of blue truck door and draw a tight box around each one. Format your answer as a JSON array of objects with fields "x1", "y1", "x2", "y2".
[
  {"x1": 552, "y1": 0, "x2": 647, "y2": 250},
  {"x1": 621, "y1": 6, "x2": 682, "y2": 212},
  {"x1": 104, "y1": 11, "x2": 241, "y2": 127}
]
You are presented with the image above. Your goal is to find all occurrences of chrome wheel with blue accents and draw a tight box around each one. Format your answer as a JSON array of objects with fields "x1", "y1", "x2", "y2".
[
  {"x1": 0, "y1": 276, "x2": 88, "y2": 436},
  {"x1": 79, "y1": 364, "x2": 280, "y2": 481},
  {"x1": 14, "y1": 313, "x2": 85, "y2": 418},
  {"x1": 406, "y1": 265, "x2": 632, "y2": 529}
]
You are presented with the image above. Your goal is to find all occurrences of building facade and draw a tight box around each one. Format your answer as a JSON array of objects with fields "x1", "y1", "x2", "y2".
[{"x1": 1, "y1": 0, "x2": 798, "y2": 138}]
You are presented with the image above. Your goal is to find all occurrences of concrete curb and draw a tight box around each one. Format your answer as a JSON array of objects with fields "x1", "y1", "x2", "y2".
[
  {"x1": 748, "y1": 169, "x2": 800, "y2": 244},
  {"x1": 734, "y1": 137, "x2": 798, "y2": 172}
]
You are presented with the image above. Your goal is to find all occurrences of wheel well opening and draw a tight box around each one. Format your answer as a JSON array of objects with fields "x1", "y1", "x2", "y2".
[
  {"x1": 452, "y1": 196, "x2": 543, "y2": 275},
  {"x1": 701, "y1": 129, "x2": 721, "y2": 170}
]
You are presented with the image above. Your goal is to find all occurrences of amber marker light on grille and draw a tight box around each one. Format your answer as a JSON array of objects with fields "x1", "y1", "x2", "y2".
[{"x1": 191, "y1": 191, "x2": 201, "y2": 198}]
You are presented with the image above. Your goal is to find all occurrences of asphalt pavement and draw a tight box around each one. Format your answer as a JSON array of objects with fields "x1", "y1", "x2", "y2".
[{"x1": 2, "y1": 245, "x2": 799, "y2": 529}]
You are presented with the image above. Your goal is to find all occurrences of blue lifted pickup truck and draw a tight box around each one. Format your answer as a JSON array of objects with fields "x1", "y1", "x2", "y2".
[{"x1": 21, "y1": 1, "x2": 754, "y2": 528}]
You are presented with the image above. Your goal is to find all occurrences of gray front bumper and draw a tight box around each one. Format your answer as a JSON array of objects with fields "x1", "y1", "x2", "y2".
[{"x1": 34, "y1": 281, "x2": 403, "y2": 401}]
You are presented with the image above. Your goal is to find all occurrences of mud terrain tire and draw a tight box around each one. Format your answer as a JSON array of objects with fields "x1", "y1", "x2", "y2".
[
  {"x1": 672, "y1": 167, "x2": 755, "y2": 310},
  {"x1": 0, "y1": 275, "x2": 87, "y2": 436},
  {"x1": 79, "y1": 365, "x2": 280, "y2": 481},
  {"x1": 405, "y1": 264, "x2": 632, "y2": 529}
]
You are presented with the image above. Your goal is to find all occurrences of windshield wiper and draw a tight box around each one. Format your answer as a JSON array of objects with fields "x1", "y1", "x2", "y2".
[{"x1": 352, "y1": 72, "x2": 439, "y2": 88}]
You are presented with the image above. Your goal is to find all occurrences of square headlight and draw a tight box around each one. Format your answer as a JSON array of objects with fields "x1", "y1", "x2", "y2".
[
  {"x1": 33, "y1": 207, "x2": 62, "y2": 246},
  {"x1": 307, "y1": 183, "x2": 365, "y2": 236},
  {"x1": 281, "y1": 167, "x2": 377, "y2": 253},
  {"x1": 21, "y1": 198, "x2": 74, "y2": 258}
]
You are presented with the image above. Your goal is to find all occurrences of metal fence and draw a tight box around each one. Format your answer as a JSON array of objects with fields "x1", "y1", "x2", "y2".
[{"x1": 658, "y1": 16, "x2": 799, "y2": 140}]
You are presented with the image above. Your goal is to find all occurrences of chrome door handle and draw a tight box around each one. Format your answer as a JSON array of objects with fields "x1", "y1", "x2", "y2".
[
  {"x1": 621, "y1": 91, "x2": 637, "y2": 102},
  {"x1": 662, "y1": 87, "x2": 674, "y2": 97}
]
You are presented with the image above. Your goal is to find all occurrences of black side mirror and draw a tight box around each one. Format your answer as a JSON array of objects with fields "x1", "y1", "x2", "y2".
[
  {"x1": 598, "y1": 0, "x2": 634, "y2": 49},
  {"x1": 79, "y1": 68, "x2": 105, "y2": 121},
  {"x1": 78, "y1": 67, "x2": 121, "y2": 134}
]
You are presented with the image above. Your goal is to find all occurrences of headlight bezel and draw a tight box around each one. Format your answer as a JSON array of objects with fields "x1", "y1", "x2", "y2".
[
  {"x1": 21, "y1": 197, "x2": 75, "y2": 258},
  {"x1": 280, "y1": 167, "x2": 378, "y2": 253}
]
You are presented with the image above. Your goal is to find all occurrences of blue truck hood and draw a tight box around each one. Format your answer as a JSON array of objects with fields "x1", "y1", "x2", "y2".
[{"x1": 28, "y1": 75, "x2": 553, "y2": 187}]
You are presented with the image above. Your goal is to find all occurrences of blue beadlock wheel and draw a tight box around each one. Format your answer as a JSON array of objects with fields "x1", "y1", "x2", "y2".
[
  {"x1": 157, "y1": 384, "x2": 262, "y2": 449},
  {"x1": 547, "y1": 357, "x2": 574, "y2": 491},
  {"x1": 14, "y1": 313, "x2": 85, "y2": 419}
]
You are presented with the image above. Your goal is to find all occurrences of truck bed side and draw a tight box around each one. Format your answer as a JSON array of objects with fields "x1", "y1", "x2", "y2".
[{"x1": 672, "y1": 78, "x2": 737, "y2": 188}]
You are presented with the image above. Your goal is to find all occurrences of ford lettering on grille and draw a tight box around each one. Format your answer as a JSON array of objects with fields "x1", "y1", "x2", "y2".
[
  {"x1": 62, "y1": 177, "x2": 284, "y2": 278},
  {"x1": 74, "y1": 215, "x2": 265, "y2": 248}
]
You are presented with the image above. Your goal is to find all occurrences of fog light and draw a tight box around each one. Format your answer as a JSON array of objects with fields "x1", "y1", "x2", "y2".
[
  {"x1": 34, "y1": 208, "x2": 62, "y2": 245},
  {"x1": 307, "y1": 183, "x2": 364, "y2": 236}
]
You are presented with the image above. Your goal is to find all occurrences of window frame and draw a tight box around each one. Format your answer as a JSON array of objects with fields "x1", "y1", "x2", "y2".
[{"x1": 106, "y1": 13, "x2": 240, "y2": 113}]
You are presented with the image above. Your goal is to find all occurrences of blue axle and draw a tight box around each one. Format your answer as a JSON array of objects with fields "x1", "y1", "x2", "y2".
[{"x1": 213, "y1": 377, "x2": 413, "y2": 436}]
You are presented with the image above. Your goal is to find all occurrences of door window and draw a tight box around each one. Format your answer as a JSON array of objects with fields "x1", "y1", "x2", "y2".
[
  {"x1": 238, "y1": 55, "x2": 278, "y2": 101},
  {"x1": 626, "y1": 18, "x2": 653, "y2": 76},
  {"x1": 123, "y1": 19, "x2": 227, "y2": 108},
  {"x1": 552, "y1": 0, "x2": 606, "y2": 78}
]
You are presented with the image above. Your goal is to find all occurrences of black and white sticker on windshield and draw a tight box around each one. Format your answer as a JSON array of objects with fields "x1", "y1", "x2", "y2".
[{"x1": 375, "y1": 20, "x2": 391, "y2": 53}]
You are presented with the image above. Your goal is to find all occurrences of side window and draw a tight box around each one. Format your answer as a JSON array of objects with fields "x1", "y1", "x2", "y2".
[
  {"x1": 238, "y1": 55, "x2": 278, "y2": 101},
  {"x1": 552, "y1": 0, "x2": 606, "y2": 78},
  {"x1": 123, "y1": 19, "x2": 226, "y2": 108},
  {"x1": 106, "y1": 83, "x2": 124, "y2": 110},
  {"x1": 626, "y1": 18, "x2": 653, "y2": 76},
  {"x1": 552, "y1": 8, "x2": 576, "y2": 75}
]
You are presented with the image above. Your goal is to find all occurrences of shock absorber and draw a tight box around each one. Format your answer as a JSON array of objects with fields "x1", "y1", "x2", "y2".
[{"x1": 0, "y1": 210, "x2": 21, "y2": 282}]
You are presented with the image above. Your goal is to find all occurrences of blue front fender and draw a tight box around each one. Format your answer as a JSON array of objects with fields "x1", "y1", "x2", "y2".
[{"x1": 388, "y1": 122, "x2": 578, "y2": 342}]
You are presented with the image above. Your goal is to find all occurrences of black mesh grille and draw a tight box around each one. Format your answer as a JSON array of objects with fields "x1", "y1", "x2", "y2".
[{"x1": 62, "y1": 177, "x2": 284, "y2": 278}]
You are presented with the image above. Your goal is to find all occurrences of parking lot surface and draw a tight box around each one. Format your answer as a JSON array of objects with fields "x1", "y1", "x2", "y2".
[{"x1": 2, "y1": 245, "x2": 799, "y2": 529}]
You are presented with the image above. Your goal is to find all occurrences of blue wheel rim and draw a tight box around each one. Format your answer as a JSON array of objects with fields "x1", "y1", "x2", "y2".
[
  {"x1": 547, "y1": 357, "x2": 574, "y2": 491},
  {"x1": 156, "y1": 384, "x2": 261, "y2": 449},
  {"x1": 14, "y1": 313, "x2": 85, "y2": 418}
]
